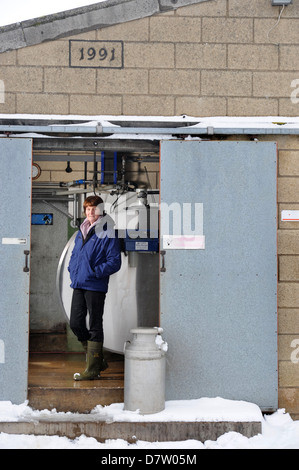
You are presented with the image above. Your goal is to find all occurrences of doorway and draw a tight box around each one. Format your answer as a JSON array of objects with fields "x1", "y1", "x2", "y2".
[{"x1": 28, "y1": 149, "x2": 160, "y2": 412}]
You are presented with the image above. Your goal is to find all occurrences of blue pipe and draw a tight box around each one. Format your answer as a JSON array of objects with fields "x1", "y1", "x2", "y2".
[{"x1": 101, "y1": 151, "x2": 105, "y2": 184}]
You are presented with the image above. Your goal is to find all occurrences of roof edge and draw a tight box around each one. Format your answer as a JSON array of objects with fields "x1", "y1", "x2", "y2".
[{"x1": 0, "y1": 0, "x2": 211, "y2": 53}]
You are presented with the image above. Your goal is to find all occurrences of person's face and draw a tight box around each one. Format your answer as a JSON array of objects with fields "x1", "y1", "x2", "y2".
[{"x1": 85, "y1": 205, "x2": 100, "y2": 224}]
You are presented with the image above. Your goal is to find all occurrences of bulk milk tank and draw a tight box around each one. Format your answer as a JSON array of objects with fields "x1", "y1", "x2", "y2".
[{"x1": 56, "y1": 189, "x2": 159, "y2": 353}]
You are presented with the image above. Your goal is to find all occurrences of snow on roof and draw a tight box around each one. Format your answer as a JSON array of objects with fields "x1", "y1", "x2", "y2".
[{"x1": 1, "y1": 114, "x2": 299, "y2": 139}]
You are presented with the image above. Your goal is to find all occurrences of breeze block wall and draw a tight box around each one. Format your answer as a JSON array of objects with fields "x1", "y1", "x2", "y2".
[
  {"x1": 0, "y1": 0, "x2": 299, "y2": 116},
  {"x1": 0, "y1": 0, "x2": 299, "y2": 417}
]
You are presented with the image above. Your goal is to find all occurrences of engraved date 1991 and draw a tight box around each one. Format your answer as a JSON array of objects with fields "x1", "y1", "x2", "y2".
[
  {"x1": 69, "y1": 40, "x2": 123, "y2": 69},
  {"x1": 79, "y1": 46, "x2": 116, "y2": 62}
]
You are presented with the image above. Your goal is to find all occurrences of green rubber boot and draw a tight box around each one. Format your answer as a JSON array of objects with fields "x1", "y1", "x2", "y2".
[{"x1": 73, "y1": 341, "x2": 108, "y2": 381}]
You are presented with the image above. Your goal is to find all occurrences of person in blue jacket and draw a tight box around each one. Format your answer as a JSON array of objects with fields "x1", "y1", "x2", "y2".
[{"x1": 68, "y1": 195, "x2": 121, "y2": 381}]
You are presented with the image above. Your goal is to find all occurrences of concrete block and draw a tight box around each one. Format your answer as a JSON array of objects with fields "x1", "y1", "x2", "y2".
[
  {"x1": 150, "y1": 69, "x2": 200, "y2": 95},
  {"x1": 254, "y1": 72, "x2": 298, "y2": 98},
  {"x1": 70, "y1": 94, "x2": 122, "y2": 115},
  {"x1": 201, "y1": 70, "x2": 252, "y2": 97},
  {"x1": 17, "y1": 40, "x2": 69, "y2": 66},
  {"x1": 278, "y1": 177, "x2": 299, "y2": 203},
  {"x1": 229, "y1": 0, "x2": 278, "y2": 18},
  {"x1": 125, "y1": 43, "x2": 175, "y2": 68},
  {"x1": 150, "y1": 17, "x2": 201, "y2": 43},
  {"x1": 176, "y1": 96, "x2": 227, "y2": 117},
  {"x1": 279, "y1": 151, "x2": 299, "y2": 176},
  {"x1": 97, "y1": 69, "x2": 148, "y2": 95},
  {"x1": 280, "y1": 256, "x2": 299, "y2": 281},
  {"x1": 44, "y1": 67, "x2": 96, "y2": 94},
  {"x1": 278, "y1": 282, "x2": 299, "y2": 308},
  {"x1": 279, "y1": 388, "x2": 299, "y2": 415},
  {"x1": 279, "y1": 362, "x2": 299, "y2": 387},
  {"x1": 278, "y1": 309, "x2": 299, "y2": 334},
  {"x1": 0, "y1": 93, "x2": 16, "y2": 113},
  {"x1": 228, "y1": 45, "x2": 278, "y2": 70},
  {"x1": 277, "y1": 136, "x2": 299, "y2": 150},
  {"x1": 0, "y1": 66, "x2": 43, "y2": 92},
  {"x1": 176, "y1": 44, "x2": 226, "y2": 69},
  {"x1": 279, "y1": 334, "x2": 299, "y2": 360},
  {"x1": 278, "y1": 230, "x2": 299, "y2": 255},
  {"x1": 123, "y1": 95, "x2": 175, "y2": 115},
  {"x1": 280, "y1": 46, "x2": 299, "y2": 71},
  {"x1": 228, "y1": 98, "x2": 278, "y2": 116},
  {"x1": 17, "y1": 93, "x2": 69, "y2": 115},
  {"x1": 280, "y1": 99, "x2": 299, "y2": 117},
  {"x1": 202, "y1": 18, "x2": 253, "y2": 43},
  {"x1": 255, "y1": 19, "x2": 299, "y2": 44}
]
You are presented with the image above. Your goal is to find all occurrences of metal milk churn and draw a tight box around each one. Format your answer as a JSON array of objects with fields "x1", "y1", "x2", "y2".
[{"x1": 124, "y1": 327, "x2": 167, "y2": 414}]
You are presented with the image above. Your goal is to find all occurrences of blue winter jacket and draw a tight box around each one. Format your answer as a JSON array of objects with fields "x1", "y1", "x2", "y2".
[{"x1": 68, "y1": 219, "x2": 121, "y2": 293}]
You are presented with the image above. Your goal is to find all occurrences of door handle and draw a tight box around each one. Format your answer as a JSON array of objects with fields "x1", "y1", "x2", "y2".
[
  {"x1": 160, "y1": 250, "x2": 166, "y2": 273},
  {"x1": 23, "y1": 250, "x2": 30, "y2": 272}
]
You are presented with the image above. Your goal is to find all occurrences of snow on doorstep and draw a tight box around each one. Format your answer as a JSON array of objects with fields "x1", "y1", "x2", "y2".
[
  {"x1": 0, "y1": 397, "x2": 262, "y2": 423},
  {"x1": 94, "y1": 398, "x2": 263, "y2": 423},
  {"x1": 0, "y1": 399, "x2": 299, "y2": 449}
]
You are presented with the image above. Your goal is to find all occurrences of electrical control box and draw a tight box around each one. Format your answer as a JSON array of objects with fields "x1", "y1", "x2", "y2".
[
  {"x1": 271, "y1": 0, "x2": 292, "y2": 6},
  {"x1": 124, "y1": 230, "x2": 159, "y2": 252}
]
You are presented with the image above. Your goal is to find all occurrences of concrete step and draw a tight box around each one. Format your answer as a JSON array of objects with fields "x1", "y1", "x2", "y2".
[
  {"x1": 0, "y1": 419, "x2": 261, "y2": 443},
  {"x1": 23, "y1": 353, "x2": 262, "y2": 443}
]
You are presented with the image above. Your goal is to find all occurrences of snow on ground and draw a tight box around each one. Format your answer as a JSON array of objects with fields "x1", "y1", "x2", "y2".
[{"x1": 0, "y1": 398, "x2": 298, "y2": 449}]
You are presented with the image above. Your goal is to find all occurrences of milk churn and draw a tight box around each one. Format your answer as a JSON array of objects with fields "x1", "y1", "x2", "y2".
[{"x1": 124, "y1": 327, "x2": 167, "y2": 414}]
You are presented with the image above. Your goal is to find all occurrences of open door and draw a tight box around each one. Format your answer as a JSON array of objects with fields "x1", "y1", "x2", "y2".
[
  {"x1": 0, "y1": 138, "x2": 32, "y2": 403},
  {"x1": 160, "y1": 141, "x2": 278, "y2": 411}
]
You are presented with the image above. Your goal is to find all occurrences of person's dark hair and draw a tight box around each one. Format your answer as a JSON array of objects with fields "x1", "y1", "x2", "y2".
[{"x1": 83, "y1": 195, "x2": 104, "y2": 214}]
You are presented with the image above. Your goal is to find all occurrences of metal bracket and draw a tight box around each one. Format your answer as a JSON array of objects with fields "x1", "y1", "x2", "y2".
[
  {"x1": 23, "y1": 250, "x2": 30, "y2": 272},
  {"x1": 160, "y1": 250, "x2": 166, "y2": 272}
]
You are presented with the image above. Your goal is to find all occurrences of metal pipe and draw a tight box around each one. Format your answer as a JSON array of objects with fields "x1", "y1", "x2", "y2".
[
  {"x1": 114, "y1": 151, "x2": 118, "y2": 184},
  {"x1": 42, "y1": 200, "x2": 73, "y2": 219},
  {"x1": 69, "y1": 193, "x2": 79, "y2": 228},
  {"x1": 101, "y1": 151, "x2": 105, "y2": 185},
  {"x1": 32, "y1": 196, "x2": 71, "y2": 201},
  {"x1": 98, "y1": 125, "x2": 299, "y2": 136},
  {"x1": 0, "y1": 124, "x2": 99, "y2": 134}
]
